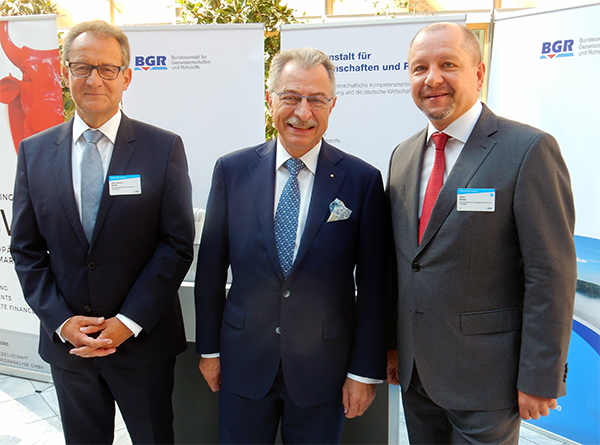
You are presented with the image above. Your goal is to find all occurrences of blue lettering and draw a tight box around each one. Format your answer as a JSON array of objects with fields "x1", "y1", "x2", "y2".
[
  {"x1": 563, "y1": 39, "x2": 574, "y2": 52},
  {"x1": 552, "y1": 40, "x2": 563, "y2": 53},
  {"x1": 541, "y1": 42, "x2": 552, "y2": 54},
  {"x1": 135, "y1": 56, "x2": 145, "y2": 66},
  {"x1": 145, "y1": 56, "x2": 156, "y2": 66},
  {"x1": 157, "y1": 55, "x2": 167, "y2": 66}
]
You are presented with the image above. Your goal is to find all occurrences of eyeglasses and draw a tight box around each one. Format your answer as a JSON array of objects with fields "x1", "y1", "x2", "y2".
[
  {"x1": 272, "y1": 92, "x2": 333, "y2": 109},
  {"x1": 65, "y1": 62, "x2": 126, "y2": 80}
]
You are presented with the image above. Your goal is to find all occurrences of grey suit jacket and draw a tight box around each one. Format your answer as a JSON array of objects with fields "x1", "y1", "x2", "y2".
[{"x1": 387, "y1": 104, "x2": 576, "y2": 411}]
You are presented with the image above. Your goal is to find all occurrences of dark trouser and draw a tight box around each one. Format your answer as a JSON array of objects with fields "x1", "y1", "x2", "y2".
[
  {"x1": 51, "y1": 357, "x2": 176, "y2": 444},
  {"x1": 403, "y1": 365, "x2": 521, "y2": 444},
  {"x1": 218, "y1": 365, "x2": 345, "y2": 444}
]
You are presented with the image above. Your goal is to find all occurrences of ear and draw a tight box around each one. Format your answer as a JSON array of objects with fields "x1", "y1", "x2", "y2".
[
  {"x1": 121, "y1": 67, "x2": 132, "y2": 91},
  {"x1": 476, "y1": 62, "x2": 485, "y2": 92},
  {"x1": 62, "y1": 65, "x2": 71, "y2": 89},
  {"x1": 330, "y1": 95, "x2": 337, "y2": 112},
  {"x1": 265, "y1": 89, "x2": 274, "y2": 113}
]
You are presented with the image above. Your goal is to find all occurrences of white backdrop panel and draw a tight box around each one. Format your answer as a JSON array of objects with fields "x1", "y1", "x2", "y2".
[
  {"x1": 281, "y1": 17, "x2": 464, "y2": 178},
  {"x1": 122, "y1": 24, "x2": 266, "y2": 209},
  {"x1": 488, "y1": 4, "x2": 600, "y2": 240}
]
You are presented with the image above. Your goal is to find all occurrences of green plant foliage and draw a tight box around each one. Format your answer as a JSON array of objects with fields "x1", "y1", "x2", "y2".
[
  {"x1": 175, "y1": 0, "x2": 299, "y2": 140},
  {"x1": 0, "y1": 0, "x2": 57, "y2": 15}
]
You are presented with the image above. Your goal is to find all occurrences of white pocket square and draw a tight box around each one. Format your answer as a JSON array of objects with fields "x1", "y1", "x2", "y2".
[{"x1": 327, "y1": 198, "x2": 352, "y2": 222}]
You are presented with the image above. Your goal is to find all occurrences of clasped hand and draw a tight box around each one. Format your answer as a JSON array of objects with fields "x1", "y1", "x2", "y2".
[{"x1": 62, "y1": 316, "x2": 133, "y2": 358}]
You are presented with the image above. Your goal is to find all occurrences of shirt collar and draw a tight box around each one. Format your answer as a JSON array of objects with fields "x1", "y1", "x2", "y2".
[
  {"x1": 427, "y1": 100, "x2": 483, "y2": 144},
  {"x1": 275, "y1": 138, "x2": 321, "y2": 175},
  {"x1": 73, "y1": 110, "x2": 122, "y2": 145}
]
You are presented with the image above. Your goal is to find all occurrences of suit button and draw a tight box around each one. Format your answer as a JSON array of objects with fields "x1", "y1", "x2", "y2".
[
  {"x1": 282, "y1": 290, "x2": 291, "y2": 298},
  {"x1": 87, "y1": 262, "x2": 96, "y2": 270},
  {"x1": 275, "y1": 327, "x2": 281, "y2": 335},
  {"x1": 84, "y1": 305, "x2": 92, "y2": 313},
  {"x1": 412, "y1": 261, "x2": 421, "y2": 272}
]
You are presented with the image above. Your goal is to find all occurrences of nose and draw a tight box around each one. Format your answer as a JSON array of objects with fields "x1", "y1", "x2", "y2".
[
  {"x1": 424, "y1": 66, "x2": 443, "y2": 87},
  {"x1": 294, "y1": 97, "x2": 313, "y2": 120},
  {"x1": 85, "y1": 67, "x2": 103, "y2": 86}
]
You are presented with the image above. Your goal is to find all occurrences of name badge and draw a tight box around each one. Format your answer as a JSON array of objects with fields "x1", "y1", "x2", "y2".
[
  {"x1": 457, "y1": 188, "x2": 495, "y2": 212},
  {"x1": 109, "y1": 175, "x2": 141, "y2": 196}
]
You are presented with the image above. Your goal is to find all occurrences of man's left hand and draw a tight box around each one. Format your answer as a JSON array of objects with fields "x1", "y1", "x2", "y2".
[
  {"x1": 71, "y1": 317, "x2": 133, "y2": 357},
  {"x1": 517, "y1": 390, "x2": 558, "y2": 420},
  {"x1": 342, "y1": 378, "x2": 376, "y2": 418}
]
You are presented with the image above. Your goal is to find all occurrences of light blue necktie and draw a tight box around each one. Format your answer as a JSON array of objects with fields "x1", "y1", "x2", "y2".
[
  {"x1": 274, "y1": 158, "x2": 305, "y2": 279},
  {"x1": 81, "y1": 129, "x2": 104, "y2": 243}
]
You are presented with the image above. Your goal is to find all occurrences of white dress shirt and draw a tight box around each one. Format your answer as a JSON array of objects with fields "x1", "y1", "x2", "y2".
[
  {"x1": 274, "y1": 138, "x2": 320, "y2": 261},
  {"x1": 57, "y1": 110, "x2": 142, "y2": 340},
  {"x1": 419, "y1": 100, "x2": 483, "y2": 217}
]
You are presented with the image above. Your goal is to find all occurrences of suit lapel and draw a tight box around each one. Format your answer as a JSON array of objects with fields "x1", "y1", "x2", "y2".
[
  {"x1": 418, "y1": 105, "x2": 498, "y2": 250},
  {"x1": 90, "y1": 114, "x2": 136, "y2": 247},
  {"x1": 248, "y1": 140, "x2": 282, "y2": 278},
  {"x1": 50, "y1": 121, "x2": 89, "y2": 249},
  {"x1": 397, "y1": 130, "x2": 428, "y2": 251},
  {"x1": 293, "y1": 141, "x2": 346, "y2": 272}
]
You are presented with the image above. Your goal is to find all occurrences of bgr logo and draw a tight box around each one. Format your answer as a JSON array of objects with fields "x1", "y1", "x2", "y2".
[
  {"x1": 134, "y1": 55, "x2": 168, "y2": 71},
  {"x1": 540, "y1": 40, "x2": 574, "y2": 59}
]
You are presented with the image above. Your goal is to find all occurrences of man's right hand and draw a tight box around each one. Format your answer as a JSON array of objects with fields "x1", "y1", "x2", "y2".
[
  {"x1": 61, "y1": 316, "x2": 116, "y2": 358},
  {"x1": 199, "y1": 357, "x2": 221, "y2": 392},
  {"x1": 387, "y1": 350, "x2": 400, "y2": 385}
]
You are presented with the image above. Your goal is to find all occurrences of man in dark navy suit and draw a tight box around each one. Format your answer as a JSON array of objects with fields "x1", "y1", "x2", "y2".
[
  {"x1": 195, "y1": 47, "x2": 389, "y2": 444},
  {"x1": 11, "y1": 20, "x2": 194, "y2": 444}
]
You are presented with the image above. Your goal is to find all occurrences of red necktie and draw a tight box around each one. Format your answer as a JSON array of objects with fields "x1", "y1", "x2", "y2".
[{"x1": 419, "y1": 132, "x2": 449, "y2": 243}]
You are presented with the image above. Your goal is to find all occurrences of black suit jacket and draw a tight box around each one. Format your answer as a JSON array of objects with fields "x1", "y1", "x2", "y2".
[
  {"x1": 195, "y1": 139, "x2": 389, "y2": 407},
  {"x1": 11, "y1": 114, "x2": 194, "y2": 370},
  {"x1": 388, "y1": 105, "x2": 577, "y2": 410}
]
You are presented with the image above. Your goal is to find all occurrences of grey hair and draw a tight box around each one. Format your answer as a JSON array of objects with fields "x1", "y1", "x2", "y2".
[
  {"x1": 268, "y1": 47, "x2": 336, "y2": 97},
  {"x1": 63, "y1": 19, "x2": 130, "y2": 67}
]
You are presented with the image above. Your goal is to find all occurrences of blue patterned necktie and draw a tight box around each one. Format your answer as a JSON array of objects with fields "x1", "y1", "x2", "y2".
[
  {"x1": 274, "y1": 158, "x2": 305, "y2": 279},
  {"x1": 81, "y1": 129, "x2": 104, "y2": 243}
]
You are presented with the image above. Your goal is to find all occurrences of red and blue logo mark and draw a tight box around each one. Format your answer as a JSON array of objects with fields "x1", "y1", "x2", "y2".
[
  {"x1": 134, "y1": 55, "x2": 168, "y2": 71},
  {"x1": 540, "y1": 40, "x2": 574, "y2": 59}
]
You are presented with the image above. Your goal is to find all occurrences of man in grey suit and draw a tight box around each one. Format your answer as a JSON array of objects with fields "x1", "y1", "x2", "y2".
[{"x1": 386, "y1": 22, "x2": 577, "y2": 443}]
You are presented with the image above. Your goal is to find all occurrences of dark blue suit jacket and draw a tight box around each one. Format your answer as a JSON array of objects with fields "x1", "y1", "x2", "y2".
[
  {"x1": 11, "y1": 114, "x2": 194, "y2": 371},
  {"x1": 195, "y1": 139, "x2": 389, "y2": 407}
]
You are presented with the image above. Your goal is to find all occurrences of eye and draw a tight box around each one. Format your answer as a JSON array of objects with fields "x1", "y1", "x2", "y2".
[
  {"x1": 307, "y1": 96, "x2": 328, "y2": 106},
  {"x1": 99, "y1": 65, "x2": 119, "y2": 76}
]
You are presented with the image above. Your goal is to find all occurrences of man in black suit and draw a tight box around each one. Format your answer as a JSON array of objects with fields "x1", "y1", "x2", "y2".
[
  {"x1": 11, "y1": 20, "x2": 194, "y2": 444},
  {"x1": 386, "y1": 22, "x2": 576, "y2": 443},
  {"x1": 195, "y1": 47, "x2": 389, "y2": 444}
]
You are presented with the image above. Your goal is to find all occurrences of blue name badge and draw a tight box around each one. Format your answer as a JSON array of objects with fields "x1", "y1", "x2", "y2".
[
  {"x1": 109, "y1": 175, "x2": 141, "y2": 196},
  {"x1": 457, "y1": 188, "x2": 495, "y2": 212}
]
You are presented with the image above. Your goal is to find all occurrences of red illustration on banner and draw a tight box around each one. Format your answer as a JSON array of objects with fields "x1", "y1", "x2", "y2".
[{"x1": 0, "y1": 21, "x2": 63, "y2": 152}]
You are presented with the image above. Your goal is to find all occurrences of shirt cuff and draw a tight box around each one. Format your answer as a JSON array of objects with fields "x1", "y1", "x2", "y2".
[
  {"x1": 116, "y1": 314, "x2": 143, "y2": 337},
  {"x1": 56, "y1": 318, "x2": 70, "y2": 343},
  {"x1": 347, "y1": 373, "x2": 383, "y2": 384},
  {"x1": 201, "y1": 353, "x2": 220, "y2": 358}
]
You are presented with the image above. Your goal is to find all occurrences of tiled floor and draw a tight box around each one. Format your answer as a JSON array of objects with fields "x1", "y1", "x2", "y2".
[
  {"x1": 0, "y1": 373, "x2": 131, "y2": 445},
  {"x1": 0, "y1": 372, "x2": 578, "y2": 445}
]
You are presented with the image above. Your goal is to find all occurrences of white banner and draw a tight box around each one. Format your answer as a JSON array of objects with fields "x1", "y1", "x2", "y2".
[
  {"x1": 121, "y1": 24, "x2": 266, "y2": 209},
  {"x1": 280, "y1": 17, "x2": 464, "y2": 177},
  {"x1": 489, "y1": 4, "x2": 600, "y2": 444},
  {"x1": 0, "y1": 15, "x2": 64, "y2": 378}
]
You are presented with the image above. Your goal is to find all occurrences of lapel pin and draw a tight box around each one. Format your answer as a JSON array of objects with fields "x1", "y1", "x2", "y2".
[{"x1": 330, "y1": 174, "x2": 335, "y2": 178}]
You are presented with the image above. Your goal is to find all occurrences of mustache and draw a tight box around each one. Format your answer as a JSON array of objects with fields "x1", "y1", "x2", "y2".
[
  {"x1": 419, "y1": 87, "x2": 454, "y2": 99},
  {"x1": 285, "y1": 116, "x2": 317, "y2": 128}
]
